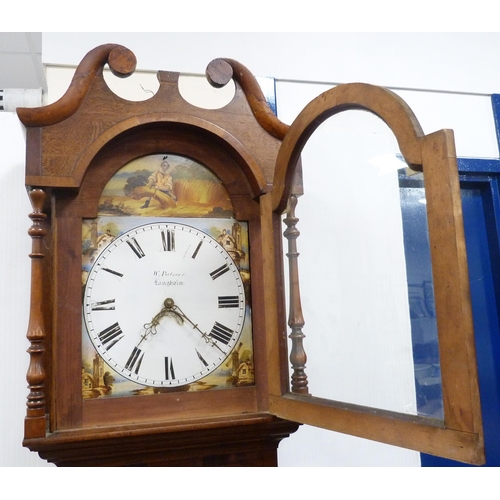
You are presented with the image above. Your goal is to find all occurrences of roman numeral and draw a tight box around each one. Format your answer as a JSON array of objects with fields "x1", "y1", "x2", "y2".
[
  {"x1": 218, "y1": 296, "x2": 240, "y2": 308},
  {"x1": 161, "y1": 230, "x2": 175, "y2": 251},
  {"x1": 210, "y1": 263, "x2": 230, "y2": 280},
  {"x1": 127, "y1": 237, "x2": 145, "y2": 259},
  {"x1": 165, "y1": 357, "x2": 175, "y2": 380},
  {"x1": 125, "y1": 347, "x2": 144, "y2": 374},
  {"x1": 91, "y1": 299, "x2": 115, "y2": 311},
  {"x1": 196, "y1": 349, "x2": 208, "y2": 368},
  {"x1": 191, "y1": 240, "x2": 203, "y2": 259},
  {"x1": 210, "y1": 322, "x2": 234, "y2": 345},
  {"x1": 98, "y1": 322, "x2": 124, "y2": 349},
  {"x1": 102, "y1": 267, "x2": 123, "y2": 278}
]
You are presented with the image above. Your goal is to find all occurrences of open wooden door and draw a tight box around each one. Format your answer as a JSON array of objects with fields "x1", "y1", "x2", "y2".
[{"x1": 267, "y1": 83, "x2": 485, "y2": 465}]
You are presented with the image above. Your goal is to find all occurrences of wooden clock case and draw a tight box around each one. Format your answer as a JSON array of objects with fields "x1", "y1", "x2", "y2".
[
  {"x1": 18, "y1": 44, "x2": 484, "y2": 466},
  {"x1": 19, "y1": 45, "x2": 298, "y2": 466}
]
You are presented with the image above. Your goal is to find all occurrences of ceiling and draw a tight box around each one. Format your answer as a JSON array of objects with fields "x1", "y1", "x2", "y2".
[{"x1": 0, "y1": 32, "x2": 46, "y2": 90}]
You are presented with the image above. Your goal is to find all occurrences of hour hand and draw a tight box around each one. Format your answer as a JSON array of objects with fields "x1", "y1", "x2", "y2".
[{"x1": 142, "y1": 298, "x2": 183, "y2": 341}]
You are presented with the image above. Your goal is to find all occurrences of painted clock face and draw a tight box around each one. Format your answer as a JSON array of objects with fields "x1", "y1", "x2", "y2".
[{"x1": 83, "y1": 222, "x2": 246, "y2": 387}]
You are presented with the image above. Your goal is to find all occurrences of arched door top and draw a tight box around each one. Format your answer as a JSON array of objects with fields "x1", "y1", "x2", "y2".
[{"x1": 272, "y1": 82, "x2": 426, "y2": 213}]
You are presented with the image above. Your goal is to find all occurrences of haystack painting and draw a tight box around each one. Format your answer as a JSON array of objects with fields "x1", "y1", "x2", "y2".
[{"x1": 98, "y1": 154, "x2": 234, "y2": 218}]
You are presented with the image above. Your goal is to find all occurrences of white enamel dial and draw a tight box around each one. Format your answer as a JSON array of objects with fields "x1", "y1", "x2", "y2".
[{"x1": 83, "y1": 222, "x2": 246, "y2": 387}]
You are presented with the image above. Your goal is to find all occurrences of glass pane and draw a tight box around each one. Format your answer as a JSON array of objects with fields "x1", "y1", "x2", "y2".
[
  {"x1": 285, "y1": 109, "x2": 443, "y2": 419},
  {"x1": 399, "y1": 171, "x2": 443, "y2": 419}
]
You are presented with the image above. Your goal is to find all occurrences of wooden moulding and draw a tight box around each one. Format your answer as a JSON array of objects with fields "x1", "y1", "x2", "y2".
[
  {"x1": 206, "y1": 58, "x2": 289, "y2": 140},
  {"x1": 17, "y1": 45, "x2": 284, "y2": 191},
  {"x1": 17, "y1": 44, "x2": 137, "y2": 127},
  {"x1": 24, "y1": 414, "x2": 299, "y2": 466}
]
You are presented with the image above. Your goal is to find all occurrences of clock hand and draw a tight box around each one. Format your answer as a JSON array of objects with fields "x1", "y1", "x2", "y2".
[
  {"x1": 125, "y1": 298, "x2": 184, "y2": 375},
  {"x1": 163, "y1": 298, "x2": 226, "y2": 354},
  {"x1": 142, "y1": 298, "x2": 183, "y2": 342}
]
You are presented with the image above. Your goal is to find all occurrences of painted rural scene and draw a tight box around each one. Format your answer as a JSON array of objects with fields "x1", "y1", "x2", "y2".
[{"x1": 97, "y1": 154, "x2": 234, "y2": 218}]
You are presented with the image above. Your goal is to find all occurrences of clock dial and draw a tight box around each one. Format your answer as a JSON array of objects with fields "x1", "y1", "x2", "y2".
[{"x1": 83, "y1": 222, "x2": 246, "y2": 387}]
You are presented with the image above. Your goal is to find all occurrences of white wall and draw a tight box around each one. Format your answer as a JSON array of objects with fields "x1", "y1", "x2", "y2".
[
  {"x1": 2, "y1": 32, "x2": 499, "y2": 468},
  {"x1": 42, "y1": 33, "x2": 500, "y2": 95},
  {"x1": 0, "y1": 113, "x2": 48, "y2": 467}
]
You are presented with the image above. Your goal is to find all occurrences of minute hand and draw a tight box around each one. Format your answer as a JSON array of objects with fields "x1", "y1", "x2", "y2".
[{"x1": 171, "y1": 303, "x2": 226, "y2": 354}]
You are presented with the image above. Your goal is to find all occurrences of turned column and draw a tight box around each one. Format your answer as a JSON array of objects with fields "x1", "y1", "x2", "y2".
[
  {"x1": 283, "y1": 194, "x2": 309, "y2": 395},
  {"x1": 24, "y1": 188, "x2": 47, "y2": 439}
]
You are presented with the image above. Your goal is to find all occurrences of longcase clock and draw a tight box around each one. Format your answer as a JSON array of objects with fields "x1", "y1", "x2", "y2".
[{"x1": 18, "y1": 44, "x2": 484, "y2": 466}]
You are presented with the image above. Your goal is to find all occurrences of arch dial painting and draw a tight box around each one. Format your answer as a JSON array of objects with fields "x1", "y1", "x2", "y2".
[{"x1": 81, "y1": 154, "x2": 254, "y2": 398}]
